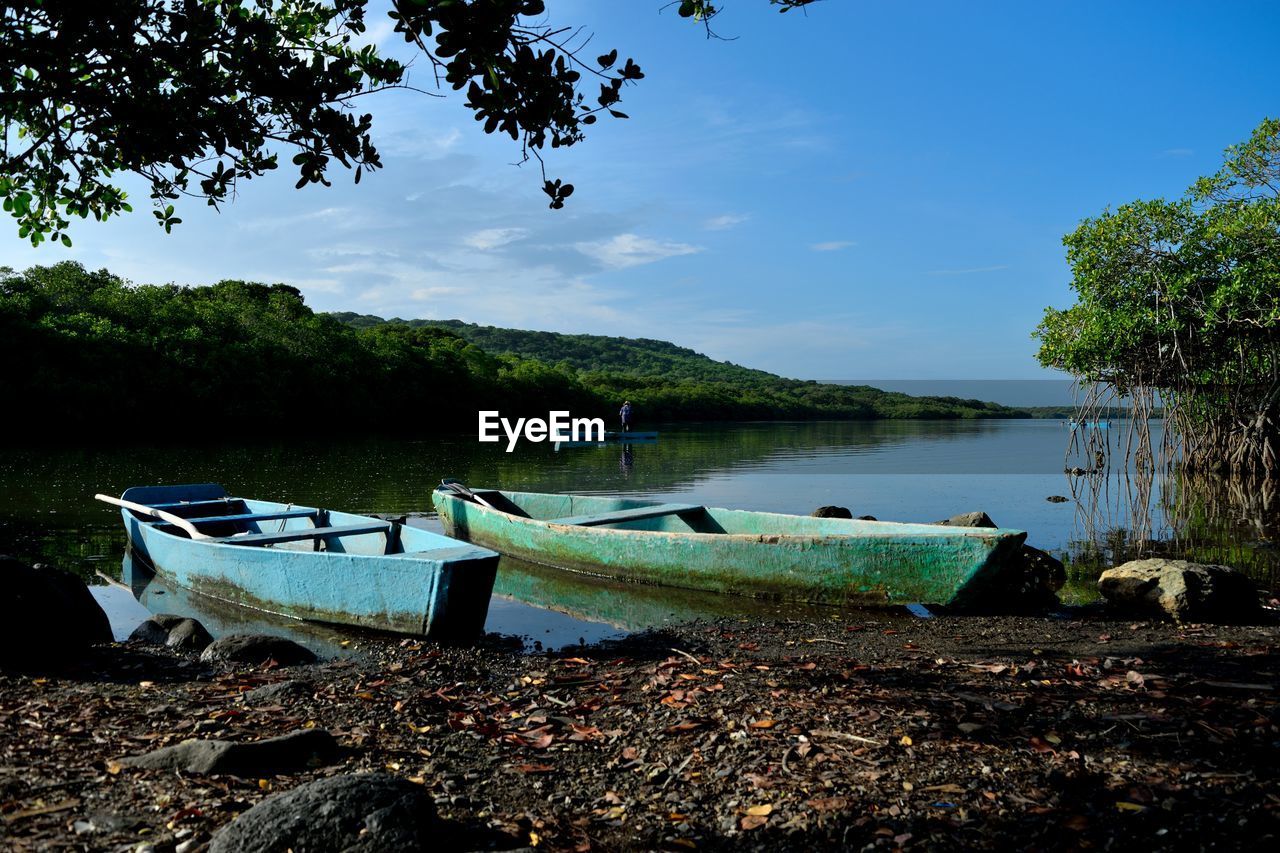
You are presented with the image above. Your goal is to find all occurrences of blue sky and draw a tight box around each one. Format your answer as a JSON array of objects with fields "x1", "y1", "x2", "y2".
[{"x1": 3, "y1": 1, "x2": 1277, "y2": 378}]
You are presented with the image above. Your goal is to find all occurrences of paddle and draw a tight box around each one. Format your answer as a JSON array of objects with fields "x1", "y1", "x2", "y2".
[
  {"x1": 438, "y1": 479, "x2": 498, "y2": 510},
  {"x1": 94, "y1": 493, "x2": 212, "y2": 540}
]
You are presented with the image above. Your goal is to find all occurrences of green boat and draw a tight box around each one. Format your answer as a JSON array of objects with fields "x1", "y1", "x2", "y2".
[{"x1": 433, "y1": 483, "x2": 1029, "y2": 608}]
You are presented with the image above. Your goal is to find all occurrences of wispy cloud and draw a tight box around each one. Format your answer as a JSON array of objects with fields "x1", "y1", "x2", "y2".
[
  {"x1": 1160, "y1": 147, "x2": 1194, "y2": 158},
  {"x1": 575, "y1": 233, "x2": 701, "y2": 269},
  {"x1": 926, "y1": 264, "x2": 1010, "y2": 275},
  {"x1": 462, "y1": 227, "x2": 529, "y2": 250},
  {"x1": 704, "y1": 213, "x2": 748, "y2": 231},
  {"x1": 240, "y1": 207, "x2": 359, "y2": 232},
  {"x1": 810, "y1": 240, "x2": 856, "y2": 252}
]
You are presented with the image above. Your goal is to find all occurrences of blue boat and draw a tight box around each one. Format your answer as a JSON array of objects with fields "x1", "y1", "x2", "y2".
[{"x1": 97, "y1": 484, "x2": 499, "y2": 639}]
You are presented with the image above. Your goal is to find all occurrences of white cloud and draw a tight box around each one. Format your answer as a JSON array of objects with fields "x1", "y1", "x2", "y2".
[
  {"x1": 810, "y1": 240, "x2": 856, "y2": 252},
  {"x1": 574, "y1": 233, "x2": 701, "y2": 270},
  {"x1": 704, "y1": 213, "x2": 748, "y2": 231},
  {"x1": 1160, "y1": 147, "x2": 1194, "y2": 158},
  {"x1": 462, "y1": 227, "x2": 530, "y2": 250}
]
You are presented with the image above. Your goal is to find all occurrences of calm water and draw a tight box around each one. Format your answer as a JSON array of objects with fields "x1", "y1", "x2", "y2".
[{"x1": 2, "y1": 420, "x2": 1275, "y2": 648}]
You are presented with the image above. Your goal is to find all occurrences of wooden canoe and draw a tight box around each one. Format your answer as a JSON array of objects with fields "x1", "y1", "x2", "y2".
[
  {"x1": 433, "y1": 485, "x2": 1028, "y2": 608},
  {"x1": 106, "y1": 483, "x2": 498, "y2": 638}
]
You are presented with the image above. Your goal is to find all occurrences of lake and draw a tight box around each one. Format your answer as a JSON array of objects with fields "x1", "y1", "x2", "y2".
[{"x1": 3, "y1": 420, "x2": 1275, "y2": 648}]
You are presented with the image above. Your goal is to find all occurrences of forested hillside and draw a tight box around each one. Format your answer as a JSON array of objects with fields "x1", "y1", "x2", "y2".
[
  {"x1": 329, "y1": 315, "x2": 777, "y2": 383},
  {"x1": 0, "y1": 263, "x2": 1028, "y2": 441},
  {"x1": 329, "y1": 314, "x2": 1027, "y2": 420}
]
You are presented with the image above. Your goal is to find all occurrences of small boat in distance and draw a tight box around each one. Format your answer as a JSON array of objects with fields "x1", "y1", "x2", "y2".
[
  {"x1": 434, "y1": 483, "x2": 1028, "y2": 608},
  {"x1": 1068, "y1": 420, "x2": 1111, "y2": 428},
  {"x1": 98, "y1": 484, "x2": 499, "y2": 639}
]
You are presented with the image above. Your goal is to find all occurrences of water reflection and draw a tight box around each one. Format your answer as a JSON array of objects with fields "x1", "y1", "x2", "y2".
[
  {"x1": 4, "y1": 421, "x2": 1276, "y2": 636},
  {"x1": 118, "y1": 550, "x2": 361, "y2": 658}
]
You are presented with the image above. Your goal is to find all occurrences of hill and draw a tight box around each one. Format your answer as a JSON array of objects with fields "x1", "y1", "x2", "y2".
[
  {"x1": 328, "y1": 315, "x2": 779, "y2": 384},
  {"x1": 328, "y1": 313, "x2": 1031, "y2": 421}
]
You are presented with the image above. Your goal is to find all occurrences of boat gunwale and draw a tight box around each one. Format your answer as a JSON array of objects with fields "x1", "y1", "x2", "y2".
[
  {"x1": 436, "y1": 488, "x2": 1027, "y2": 544},
  {"x1": 128, "y1": 497, "x2": 495, "y2": 563}
]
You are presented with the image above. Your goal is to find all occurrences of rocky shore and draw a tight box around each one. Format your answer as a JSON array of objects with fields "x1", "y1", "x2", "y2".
[{"x1": 3, "y1": 602, "x2": 1279, "y2": 851}]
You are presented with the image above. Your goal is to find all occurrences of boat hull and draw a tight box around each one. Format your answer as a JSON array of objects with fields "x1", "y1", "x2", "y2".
[
  {"x1": 120, "y1": 485, "x2": 498, "y2": 638},
  {"x1": 434, "y1": 489, "x2": 1028, "y2": 607}
]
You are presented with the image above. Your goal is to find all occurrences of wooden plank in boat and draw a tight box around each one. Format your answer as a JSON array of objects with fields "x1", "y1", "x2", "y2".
[
  {"x1": 184, "y1": 509, "x2": 319, "y2": 525},
  {"x1": 219, "y1": 522, "x2": 391, "y2": 547},
  {"x1": 550, "y1": 503, "x2": 701, "y2": 527}
]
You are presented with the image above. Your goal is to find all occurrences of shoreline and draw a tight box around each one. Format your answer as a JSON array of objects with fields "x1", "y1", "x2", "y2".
[{"x1": 4, "y1": 611, "x2": 1278, "y2": 851}]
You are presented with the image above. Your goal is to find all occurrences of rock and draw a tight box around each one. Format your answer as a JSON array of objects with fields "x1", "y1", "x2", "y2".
[
  {"x1": 209, "y1": 773, "x2": 437, "y2": 853},
  {"x1": 119, "y1": 728, "x2": 339, "y2": 776},
  {"x1": 129, "y1": 614, "x2": 211, "y2": 651},
  {"x1": 128, "y1": 619, "x2": 171, "y2": 645},
  {"x1": 855, "y1": 515, "x2": 878, "y2": 521},
  {"x1": 165, "y1": 618, "x2": 213, "y2": 652},
  {"x1": 241, "y1": 679, "x2": 314, "y2": 705},
  {"x1": 1046, "y1": 495, "x2": 1070, "y2": 503},
  {"x1": 810, "y1": 505, "x2": 853, "y2": 519},
  {"x1": 933, "y1": 511, "x2": 998, "y2": 529},
  {"x1": 0, "y1": 556, "x2": 112, "y2": 669},
  {"x1": 200, "y1": 634, "x2": 317, "y2": 666},
  {"x1": 1098, "y1": 559, "x2": 1262, "y2": 623}
]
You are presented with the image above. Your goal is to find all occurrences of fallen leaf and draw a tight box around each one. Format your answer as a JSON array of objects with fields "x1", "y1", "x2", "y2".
[
  {"x1": 740, "y1": 814, "x2": 769, "y2": 830},
  {"x1": 923, "y1": 783, "x2": 964, "y2": 794},
  {"x1": 807, "y1": 796, "x2": 850, "y2": 812},
  {"x1": 745, "y1": 804, "x2": 773, "y2": 816}
]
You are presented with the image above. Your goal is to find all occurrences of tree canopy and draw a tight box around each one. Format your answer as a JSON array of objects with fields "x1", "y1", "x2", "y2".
[
  {"x1": 0, "y1": 261, "x2": 1024, "y2": 440},
  {"x1": 1, "y1": 0, "x2": 818, "y2": 246},
  {"x1": 1036, "y1": 118, "x2": 1280, "y2": 476}
]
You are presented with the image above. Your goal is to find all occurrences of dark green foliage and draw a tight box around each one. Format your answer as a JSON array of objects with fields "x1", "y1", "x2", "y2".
[
  {"x1": 1, "y1": 264, "x2": 1026, "y2": 440},
  {"x1": 332, "y1": 314, "x2": 1030, "y2": 423},
  {"x1": 1036, "y1": 118, "x2": 1280, "y2": 476},
  {"x1": 0, "y1": 0, "x2": 643, "y2": 243}
]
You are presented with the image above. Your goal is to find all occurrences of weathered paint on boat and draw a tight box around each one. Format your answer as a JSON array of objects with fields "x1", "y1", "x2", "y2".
[
  {"x1": 434, "y1": 487, "x2": 1028, "y2": 607},
  {"x1": 116, "y1": 484, "x2": 498, "y2": 638}
]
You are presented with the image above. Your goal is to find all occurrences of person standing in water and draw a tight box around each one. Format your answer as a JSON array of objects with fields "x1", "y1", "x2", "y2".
[{"x1": 619, "y1": 400, "x2": 633, "y2": 432}]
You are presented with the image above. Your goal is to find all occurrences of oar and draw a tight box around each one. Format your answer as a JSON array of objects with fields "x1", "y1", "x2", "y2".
[
  {"x1": 93, "y1": 494, "x2": 212, "y2": 540},
  {"x1": 439, "y1": 480, "x2": 497, "y2": 510}
]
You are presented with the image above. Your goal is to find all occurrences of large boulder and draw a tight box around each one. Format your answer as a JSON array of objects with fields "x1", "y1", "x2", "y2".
[
  {"x1": 119, "y1": 729, "x2": 339, "y2": 776},
  {"x1": 0, "y1": 556, "x2": 112, "y2": 669},
  {"x1": 810, "y1": 505, "x2": 853, "y2": 519},
  {"x1": 200, "y1": 634, "x2": 317, "y2": 667},
  {"x1": 1098, "y1": 559, "x2": 1261, "y2": 623},
  {"x1": 209, "y1": 773, "x2": 437, "y2": 853}
]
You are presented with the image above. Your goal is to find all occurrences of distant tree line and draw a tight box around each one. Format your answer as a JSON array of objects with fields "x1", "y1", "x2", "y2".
[{"x1": 2, "y1": 262, "x2": 1029, "y2": 441}]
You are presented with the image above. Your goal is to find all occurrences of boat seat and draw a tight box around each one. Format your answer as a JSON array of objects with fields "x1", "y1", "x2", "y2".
[
  {"x1": 549, "y1": 503, "x2": 701, "y2": 527},
  {"x1": 147, "y1": 498, "x2": 242, "y2": 511},
  {"x1": 217, "y1": 522, "x2": 391, "y2": 547},
  {"x1": 184, "y1": 509, "x2": 320, "y2": 525}
]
